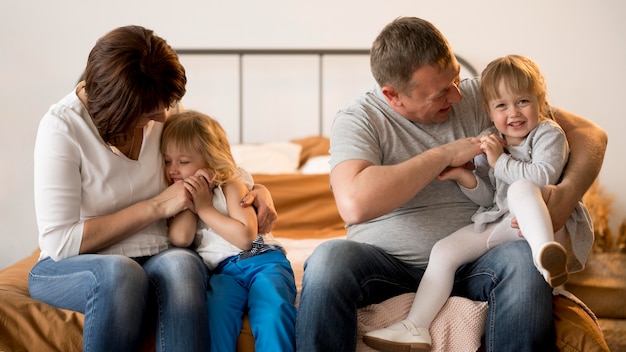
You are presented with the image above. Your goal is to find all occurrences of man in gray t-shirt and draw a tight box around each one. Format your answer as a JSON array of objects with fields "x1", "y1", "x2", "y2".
[
  {"x1": 295, "y1": 17, "x2": 607, "y2": 352},
  {"x1": 330, "y1": 78, "x2": 489, "y2": 267}
]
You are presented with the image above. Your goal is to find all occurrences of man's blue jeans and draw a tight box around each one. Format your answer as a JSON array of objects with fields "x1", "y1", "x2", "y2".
[
  {"x1": 29, "y1": 248, "x2": 210, "y2": 352},
  {"x1": 295, "y1": 240, "x2": 556, "y2": 351}
]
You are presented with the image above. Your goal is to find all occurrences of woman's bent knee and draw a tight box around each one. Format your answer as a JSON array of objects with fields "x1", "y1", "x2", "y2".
[
  {"x1": 144, "y1": 248, "x2": 207, "y2": 284},
  {"x1": 99, "y1": 256, "x2": 149, "y2": 298}
]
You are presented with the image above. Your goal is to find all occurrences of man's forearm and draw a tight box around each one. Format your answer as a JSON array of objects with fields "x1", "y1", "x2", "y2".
[
  {"x1": 556, "y1": 108, "x2": 607, "y2": 200},
  {"x1": 549, "y1": 108, "x2": 607, "y2": 229}
]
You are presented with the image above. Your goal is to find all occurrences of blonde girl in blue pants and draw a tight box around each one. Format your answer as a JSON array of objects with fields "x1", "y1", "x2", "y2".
[{"x1": 161, "y1": 110, "x2": 296, "y2": 352}]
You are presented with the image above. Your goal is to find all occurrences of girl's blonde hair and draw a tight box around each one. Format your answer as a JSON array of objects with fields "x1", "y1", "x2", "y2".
[
  {"x1": 161, "y1": 110, "x2": 237, "y2": 186},
  {"x1": 480, "y1": 54, "x2": 551, "y2": 120}
]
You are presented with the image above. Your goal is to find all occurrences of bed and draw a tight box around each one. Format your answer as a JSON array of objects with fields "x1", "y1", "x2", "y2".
[{"x1": 0, "y1": 49, "x2": 615, "y2": 351}]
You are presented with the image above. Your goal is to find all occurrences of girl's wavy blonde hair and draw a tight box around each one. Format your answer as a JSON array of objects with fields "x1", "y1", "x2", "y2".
[
  {"x1": 480, "y1": 54, "x2": 552, "y2": 121},
  {"x1": 160, "y1": 110, "x2": 237, "y2": 186}
]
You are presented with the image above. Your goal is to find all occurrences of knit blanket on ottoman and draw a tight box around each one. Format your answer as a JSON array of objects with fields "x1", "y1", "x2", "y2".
[{"x1": 357, "y1": 294, "x2": 487, "y2": 352}]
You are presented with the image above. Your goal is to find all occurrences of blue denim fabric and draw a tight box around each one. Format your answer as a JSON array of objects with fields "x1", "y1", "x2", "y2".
[
  {"x1": 295, "y1": 239, "x2": 556, "y2": 352},
  {"x1": 28, "y1": 248, "x2": 210, "y2": 352},
  {"x1": 206, "y1": 250, "x2": 297, "y2": 352}
]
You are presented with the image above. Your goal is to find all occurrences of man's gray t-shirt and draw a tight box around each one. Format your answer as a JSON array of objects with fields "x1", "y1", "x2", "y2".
[{"x1": 329, "y1": 78, "x2": 491, "y2": 267}]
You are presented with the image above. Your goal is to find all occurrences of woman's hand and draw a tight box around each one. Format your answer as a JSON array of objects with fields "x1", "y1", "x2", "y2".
[
  {"x1": 153, "y1": 181, "x2": 194, "y2": 219},
  {"x1": 240, "y1": 184, "x2": 278, "y2": 233}
]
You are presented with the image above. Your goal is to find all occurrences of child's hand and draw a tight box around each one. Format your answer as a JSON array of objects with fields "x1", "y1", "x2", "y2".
[
  {"x1": 438, "y1": 163, "x2": 477, "y2": 189},
  {"x1": 183, "y1": 174, "x2": 214, "y2": 213},
  {"x1": 438, "y1": 165, "x2": 471, "y2": 182},
  {"x1": 193, "y1": 169, "x2": 216, "y2": 188},
  {"x1": 480, "y1": 134, "x2": 506, "y2": 168}
]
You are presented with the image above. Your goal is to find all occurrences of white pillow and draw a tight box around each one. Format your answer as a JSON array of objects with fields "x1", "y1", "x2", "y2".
[
  {"x1": 300, "y1": 155, "x2": 331, "y2": 174},
  {"x1": 231, "y1": 142, "x2": 302, "y2": 174}
]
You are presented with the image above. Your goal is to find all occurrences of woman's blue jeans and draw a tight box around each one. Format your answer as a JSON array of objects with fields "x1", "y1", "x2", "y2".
[
  {"x1": 295, "y1": 239, "x2": 556, "y2": 352},
  {"x1": 28, "y1": 247, "x2": 210, "y2": 352}
]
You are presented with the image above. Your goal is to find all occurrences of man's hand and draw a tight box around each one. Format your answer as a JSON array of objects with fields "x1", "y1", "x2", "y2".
[
  {"x1": 541, "y1": 184, "x2": 575, "y2": 231},
  {"x1": 442, "y1": 137, "x2": 482, "y2": 168}
]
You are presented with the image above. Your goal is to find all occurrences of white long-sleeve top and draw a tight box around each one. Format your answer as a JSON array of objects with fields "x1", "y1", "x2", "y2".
[{"x1": 34, "y1": 86, "x2": 169, "y2": 261}]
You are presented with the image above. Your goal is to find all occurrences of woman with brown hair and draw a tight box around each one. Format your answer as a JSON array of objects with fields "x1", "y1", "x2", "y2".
[{"x1": 28, "y1": 25, "x2": 277, "y2": 351}]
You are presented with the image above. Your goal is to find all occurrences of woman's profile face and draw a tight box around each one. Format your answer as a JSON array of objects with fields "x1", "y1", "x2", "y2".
[{"x1": 136, "y1": 107, "x2": 167, "y2": 128}]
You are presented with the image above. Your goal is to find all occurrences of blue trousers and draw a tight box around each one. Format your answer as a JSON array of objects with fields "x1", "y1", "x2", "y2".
[{"x1": 207, "y1": 250, "x2": 297, "y2": 352}]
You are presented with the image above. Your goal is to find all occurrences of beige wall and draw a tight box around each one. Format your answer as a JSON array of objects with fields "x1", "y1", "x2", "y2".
[{"x1": 1, "y1": 0, "x2": 624, "y2": 269}]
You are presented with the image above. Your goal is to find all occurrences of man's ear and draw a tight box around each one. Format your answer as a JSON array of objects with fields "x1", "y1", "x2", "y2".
[{"x1": 381, "y1": 85, "x2": 403, "y2": 108}]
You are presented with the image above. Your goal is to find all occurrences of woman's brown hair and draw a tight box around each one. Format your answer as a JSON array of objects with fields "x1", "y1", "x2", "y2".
[{"x1": 83, "y1": 25, "x2": 186, "y2": 145}]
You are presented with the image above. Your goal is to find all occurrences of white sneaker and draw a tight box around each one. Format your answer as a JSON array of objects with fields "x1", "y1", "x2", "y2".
[
  {"x1": 363, "y1": 319, "x2": 431, "y2": 352},
  {"x1": 536, "y1": 242, "x2": 568, "y2": 287}
]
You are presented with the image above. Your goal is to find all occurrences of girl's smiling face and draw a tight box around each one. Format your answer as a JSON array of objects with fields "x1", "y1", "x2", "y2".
[{"x1": 487, "y1": 81, "x2": 541, "y2": 146}]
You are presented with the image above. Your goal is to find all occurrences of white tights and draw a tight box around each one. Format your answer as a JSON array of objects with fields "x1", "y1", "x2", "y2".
[{"x1": 406, "y1": 179, "x2": 563, "y2": 329}]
